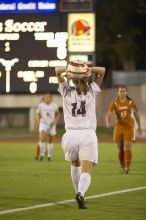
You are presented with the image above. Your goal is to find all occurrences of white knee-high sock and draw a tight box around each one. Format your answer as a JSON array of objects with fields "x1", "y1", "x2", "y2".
[
  {"x1": 39, "y1": 141, "x2": 45, "y2": 156},
  {"x1": 47, "y1": 143, "x2": 53, "y2": 157},
  {"x1": 71, "y1": 165, "x2": 81, "y2": 193},
  {"x1": 78, "y1": 173, "x2": 91, "y2": 197}
]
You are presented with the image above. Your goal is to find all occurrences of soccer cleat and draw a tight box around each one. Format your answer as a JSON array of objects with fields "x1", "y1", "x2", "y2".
[
  {"x1": 39, "y1": 156, "x2": 44, "y2": 161},
  {"x1": 75, "y1": 192, "x2": 87, "y2": 209},
  {"x1": 124, "y1": 168, "x2": 129, "y2": 174},
  {"x1": 48, "y1": 157, "x2": 51, "y2": 161},
  {"x1": 120, "y1": 169, "x2": 125, "y2": 175},
  {"x1": 121, "y1": 168, "x2": 129, "y2": 174}
]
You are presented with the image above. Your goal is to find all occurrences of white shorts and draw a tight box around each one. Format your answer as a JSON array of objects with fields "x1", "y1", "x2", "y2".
[
  {"x1": 61, "y1": 129, "x2": 98, "y2": 164},
  {"x1": 39, "y1": 122, "x2": 56, "y2": 136}
]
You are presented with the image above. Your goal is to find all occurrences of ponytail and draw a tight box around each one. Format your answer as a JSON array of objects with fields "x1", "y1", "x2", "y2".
[
  {"x1": 126, "y1": 95, "x2": 132, "y2": 100},
  {"x1": 73, "y1": 79, "x2": 89, "y2": 95}
]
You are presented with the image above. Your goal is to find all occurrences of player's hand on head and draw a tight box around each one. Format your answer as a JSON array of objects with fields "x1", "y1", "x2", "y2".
[{"x1": 84, "y1": 68, "x2": 91, "y2": 78}]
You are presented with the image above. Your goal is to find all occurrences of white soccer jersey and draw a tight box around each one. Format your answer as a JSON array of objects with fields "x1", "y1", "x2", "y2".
[
  {"x1": 36, "y1": 102, "x2": 58, "y2": 126},
  {"x1": 58, "y1": 82, "x2": 101, "y2": 131}
]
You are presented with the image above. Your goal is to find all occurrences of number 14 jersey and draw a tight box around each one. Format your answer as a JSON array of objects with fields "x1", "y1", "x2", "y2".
[{"x1": 58, "y1": 82, "x2": 101, "y2": 131}]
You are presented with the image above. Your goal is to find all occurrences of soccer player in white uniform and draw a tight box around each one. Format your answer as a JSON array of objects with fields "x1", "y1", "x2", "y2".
[
  {"x1": 55, "y1": 61, "x2": 106, "y2": 209},
  {"x1": 33, "y1": 94, "x2": 60, "y2": 160}
]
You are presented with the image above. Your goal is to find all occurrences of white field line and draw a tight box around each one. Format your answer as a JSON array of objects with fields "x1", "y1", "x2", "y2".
[
  {"x1": 0, "y1": 186, "x2": 146, "y2": 215},
  {"x1": 1, "y1": 170, "x2": 146, "y2": 175}
]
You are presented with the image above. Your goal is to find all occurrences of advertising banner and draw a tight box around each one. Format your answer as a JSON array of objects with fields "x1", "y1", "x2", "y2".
[{"x1": 68, "y1": 13, "x2": 95, "y2": 52}]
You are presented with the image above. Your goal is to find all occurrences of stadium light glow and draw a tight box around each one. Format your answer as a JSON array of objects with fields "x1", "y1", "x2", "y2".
[
  {"x1": 0, "y1": 33, "x2": 19, "y2": 40},
  {"x1": 57, "y1": 47, "x2": 67, "y2": 59},
  {"x1": 28, "y1": 60, "x2": 67, "y2": 67},
  {"x1": 0, "y1": 58, "x2": 19, "y2": 93},
  {"x1": 49, "y1": 76, "x2": 58, "y2": 84},
  {"x1": 28, "y1": 60, "x2": 49, "y2": 67},
  {"x1": 48, "y1": 60, "x2": 67, "y2": 67},
  {"x1": 17, "y1": 71, "x2": 44, "y2": 82},
  {"x1": 29, "y1": 82, "x2": 37, "y2": 93}
]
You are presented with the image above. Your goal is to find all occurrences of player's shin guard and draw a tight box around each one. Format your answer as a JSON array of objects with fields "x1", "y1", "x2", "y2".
[
  {"x1": 124, "y1": 149, "x2": 132, "y2": 169},
  {"x1": 119, "y1": 150, "x2": 124, "y2": 168},
  {"x1": 78, "y1": 173, "x2": 91, "y2": 197},
  {"x1": 47, "y1": 143, "x2": 53, "y2": 158},
  {"x1": 71, "y1": 165, "x2": 81, "y2": 193},
  {"x1": 39, "y1": 141, "x2": 45, "y2": 157}
]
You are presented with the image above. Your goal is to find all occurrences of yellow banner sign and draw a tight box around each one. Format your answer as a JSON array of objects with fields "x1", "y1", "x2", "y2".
[{"x1": 68, "y1": 13, "x2": 95, "y2": 52}]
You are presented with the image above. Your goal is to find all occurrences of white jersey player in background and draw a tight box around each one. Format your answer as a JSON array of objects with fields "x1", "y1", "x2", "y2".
[
  {"x1": 55, "y1": 61, "x2": 106, "y2": 209},
  {"x1": 32, "y1": 94, "x2": 60, "y2": 161}
]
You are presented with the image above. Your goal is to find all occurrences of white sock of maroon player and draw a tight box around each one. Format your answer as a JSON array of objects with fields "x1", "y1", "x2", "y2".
[
  {"x1": 78, "y1": 173, "x2": 91, "y2": 197},
  {"x1": 71, "y1": 165, "x2": 81, "y2": 193},
  {"x1": 47, "y1": 143, "x2": 53, "y2": 158},
  {"x1": 39, "y1": 141, "x2": 45, "y2": 157}
]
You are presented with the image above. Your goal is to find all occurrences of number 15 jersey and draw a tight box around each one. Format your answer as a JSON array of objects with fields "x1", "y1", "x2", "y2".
[
  {"x1": 108, "y1": 98, "x2": 138, "y2": 128},
  {"x1": 58, "y1": 82, "x2": 101, "y2": 131}
]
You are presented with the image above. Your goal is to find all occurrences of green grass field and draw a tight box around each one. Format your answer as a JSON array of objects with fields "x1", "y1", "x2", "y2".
[{"x1": 0, "y1": 141, "x2": 146, "y2": 220}]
